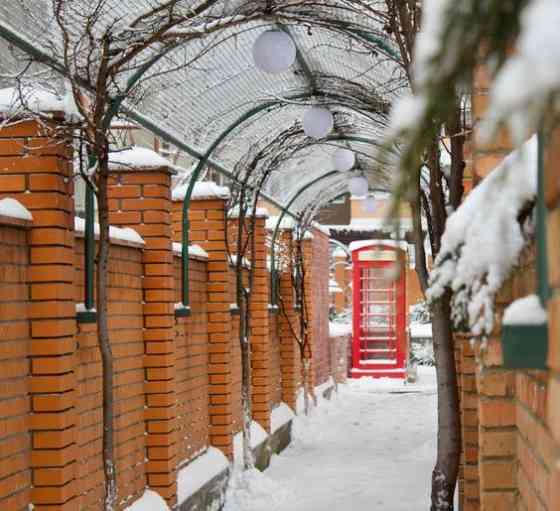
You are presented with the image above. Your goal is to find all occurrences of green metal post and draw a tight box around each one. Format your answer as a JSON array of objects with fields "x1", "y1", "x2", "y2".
[{"x1": 537, "y1": 130, "x2": 550, "y2": 305}]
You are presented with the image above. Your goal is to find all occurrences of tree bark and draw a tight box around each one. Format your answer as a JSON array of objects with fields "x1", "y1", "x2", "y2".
[
  {"x1": 96, "y1": 155, "x2": 117, "y2": 511},
  {"x1": 430, "y1": 292, "x2": 460, "y2": 511}
]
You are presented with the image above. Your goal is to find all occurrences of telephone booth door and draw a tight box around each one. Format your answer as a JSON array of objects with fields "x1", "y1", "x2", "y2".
[{"x1": 351, "y1": 244, "x2": 406, "y2": 378}]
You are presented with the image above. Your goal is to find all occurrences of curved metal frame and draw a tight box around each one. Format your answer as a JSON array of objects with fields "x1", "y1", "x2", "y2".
[
  {"x1": 0, "y1": 19, "x2": 397, "y2": 315},
  {"x1": 177, "y1": 98, "x2": 385, "y2": 310}
]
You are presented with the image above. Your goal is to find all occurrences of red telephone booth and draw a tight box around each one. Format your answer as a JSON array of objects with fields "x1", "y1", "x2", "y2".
[{"x1": 350, "y1": 241, "x2": 407, "y2": 379}]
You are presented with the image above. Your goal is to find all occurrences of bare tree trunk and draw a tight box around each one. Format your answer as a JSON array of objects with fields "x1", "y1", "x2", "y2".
[
  {"x1": 240, "y1": 317, "x2": 253, "y2": 470},
  {"x1": 430, "y1": 293, "x2": 460, "y2": 511},
  {"x1": 301, "y1": 358, "x2": 311, "y2": 416},
  {"x1": 96, "y1": 157, "x2": 117, "y2": 511}
]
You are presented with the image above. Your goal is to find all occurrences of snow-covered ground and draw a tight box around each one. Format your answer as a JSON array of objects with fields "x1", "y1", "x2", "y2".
[{"x1": 225, "y1": 367, "x2": 437, "y2": 511}]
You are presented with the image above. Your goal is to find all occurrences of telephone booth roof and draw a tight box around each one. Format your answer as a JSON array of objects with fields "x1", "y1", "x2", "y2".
[{"x1": 349, "y1": 239, "x2": 408, "y2": 253}]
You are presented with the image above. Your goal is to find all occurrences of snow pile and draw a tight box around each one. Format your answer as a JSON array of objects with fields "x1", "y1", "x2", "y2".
[
  {"x1": 172, "y1": 242, "x2": 209, "y2": 259},
  {"x1": 177, "y1": 447, "x2": 229, "y2": 505},
  {"x1": 172, "y1": 181, "x2": 230, "y2": 201},
  {"x1": 233, "y1": 421, "x2": 268, "y2": 463},
  {"x1": 271, "y1": 403, "x2": 295, "y2": 433},
  {"x1": 329, "y1": 321, "x2": 352, "y2": 338},
  {"x1": 124, "y1": 490, "x2": 170, "y2": 511},
  {"x1": 223, "y1": 468, "x2": 290, "y2": 511},
  {"x1": 74, "y1": 217, "x2": 145, "y2": 246},
  {"x1": 484, "y1": 0, "x2": 560, "y2": 142},
  {"x1": 0, "y1": 86, "x2": 79, "y2": 119},
  {"x1": 427, "y1": 136, "x2": 537, "y2": 336},
  {"x1": 503, "y1": 295, "x2": 547, "y2": 326},
  {"x1": 0, "y1": 198, "x2": 32, "y2": 221},
  {"x1": 109, "y1": 146, "x2": 170, "y2": 170}
]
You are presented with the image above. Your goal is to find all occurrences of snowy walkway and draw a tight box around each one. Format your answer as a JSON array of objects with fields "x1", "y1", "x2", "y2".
[{"x1": 225, "y1": 368, "x2": 437, "y2": 511}]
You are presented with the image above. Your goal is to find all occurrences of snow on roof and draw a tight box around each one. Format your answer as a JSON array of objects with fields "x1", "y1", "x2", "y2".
[
  {"x1": 109, "y1": 146, "x2": 171, "y2": 171},
  {"x1": 172, "y1": 181, "x2": 230, "y2": 201},
  {"x1": 312, "y1": 222, "x2": 330, "y2": 236},
  {"x1": 177, "y1": 447, "x2": 229, "y2": 505},
  {"x1": 0, "y1": 86, "x2": 79, "y2": 119},
  {"x1": 503, "y1": 295, "x2": 547, "y2": 326},
  {"x1": 0, "y1": 198, "x2": 32, "y2": 221},
  {"x1": 172, "y1": 242, "x2": 209, "y2": 259},
  {"x1": 74, "y1": 217, "x2": 145, "y2": 247},
  {"x1": 124, "y1": 490, "x2": 170, "y2": 511},
  {"x1": 427, "y1": 135, "x2": 538, "y2": 337},
  {"x1": 349, "y1": 239, "x2": 408, "y2": 252},
  {"x1": 325, "y1": 218, "x2": 413, "y2": 233}
]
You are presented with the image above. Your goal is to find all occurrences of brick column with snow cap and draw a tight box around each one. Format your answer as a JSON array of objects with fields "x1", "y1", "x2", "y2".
[
  {"x1": 106, "y1": 146, "x2": 179, "y2": 506},
  {"x1": 274, "y1": 221, "x2": 299, "y2": 412},
  {"x1": 0, "y1": 112, "x2": 79, "y2": 509},
  {"x1": 172, "y1": 182, "x2": 236, "y2": 459},
  {"x1": 248, "y1": 208, "x2": 272, "y2": 432}
]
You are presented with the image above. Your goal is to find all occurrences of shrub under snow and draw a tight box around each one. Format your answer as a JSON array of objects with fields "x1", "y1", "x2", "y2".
[{"x1": 427, "y1": 136, "x2": 538, "y2": 337}]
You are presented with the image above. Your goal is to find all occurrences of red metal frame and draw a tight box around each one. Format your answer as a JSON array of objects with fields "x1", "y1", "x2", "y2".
[{"x1": 351, "y1": 243, "x2": 407, "y2": 378}]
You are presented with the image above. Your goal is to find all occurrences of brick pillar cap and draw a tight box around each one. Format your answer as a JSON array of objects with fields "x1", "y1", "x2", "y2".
[{"x1": 108, "y1": 146, "x2": 176, "y2": 175}]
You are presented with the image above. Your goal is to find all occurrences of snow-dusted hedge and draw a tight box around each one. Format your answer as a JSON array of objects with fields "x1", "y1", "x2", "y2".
[{"x1": 427, "y1": 136, "x2": 537, "y2": 337}]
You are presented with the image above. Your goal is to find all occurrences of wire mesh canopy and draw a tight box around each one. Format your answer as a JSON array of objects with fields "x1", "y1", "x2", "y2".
[{"x1": 0, "y1": 0, "x2": 404, "y2": 216}]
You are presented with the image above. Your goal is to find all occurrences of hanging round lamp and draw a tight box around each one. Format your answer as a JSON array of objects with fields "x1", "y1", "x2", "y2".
[
  {"x1": 333, "y1": 148, "x2": 355, "y2": 172},
  {"x1": 252, "y1": 30, "x2": 297, "y2": 74},
  {"x1": 303, "y1": 107, "x2": 334, "y2": 139},
  {"x1": 349, "y1": 176, "x2": 369, "y2": 197}
]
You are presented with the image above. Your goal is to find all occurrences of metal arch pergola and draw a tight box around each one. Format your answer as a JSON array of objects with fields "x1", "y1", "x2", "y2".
[{"x1": 0, "y1": 4, "x2": 402, "y2": 315}]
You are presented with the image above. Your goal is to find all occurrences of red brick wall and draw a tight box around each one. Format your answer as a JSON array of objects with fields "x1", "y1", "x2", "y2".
[
  {"x1": 269, "y1": 311, "x2": 282, "y2": 407},
  {"x1": 74, "y1": 238, "x2": 146, "y2": 510},
  {"x1": 173, "y1": 255, "x2": 209, "y2": 465},
  {"x1": 0, "y1": 222, "x2": 31, "y2": 510},
  {"x1": 308, "y1": 230, "x2": 331, "y2": 387}
]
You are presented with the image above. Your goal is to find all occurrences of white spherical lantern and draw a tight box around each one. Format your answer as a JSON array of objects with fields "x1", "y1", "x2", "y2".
[
  {"x1": 252, "y1": 30, "x2": 297, "y2": 74},
  {"x1": 349, "y1": 176, "x2": 369, "y2": 197},
  {"x1": 303, "y1": 107, "x2": 334, "y2": 139},
  {"x1": 363, "y1": 196, "x2": 377, "y2": 213},
  {"x1": 332, "y1": 148, "x2": 355, "y2": 172}
]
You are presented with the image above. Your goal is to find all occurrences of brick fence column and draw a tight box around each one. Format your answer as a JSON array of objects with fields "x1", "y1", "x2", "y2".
[
  {"x1": 474, "y1": 285, "x2": 517, "y2": 510},
  {"x1": 250, "y1": 214, "x2": 271, "y2": 432},
  {"x1": 471, "y1": 62, "x2": 513, "y2": 185},
  {"x1": 333, "y1": 250, "x2": 347, "y2": 313},
  {"x1": 0, "y1": 119, "x2": 78, "y2": 509},
  {"x1": 277, "y1": 229, "x2": 298, "y2": 411},
  {"x1": 302, "y1": 237, "x2": 316, "y2": 393},
  {"x1": 107, "y1": 163, "x2": 178, "y2": 506},
  {"x1": 545, "y1": 126, "x2": 560, "y2": 511},
  {"x1": 173, "y1": 191, "x2": 234, "y2": 459},
  {"x1": 458, "y1": 337, "x2": 480, "y2": 511}
]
